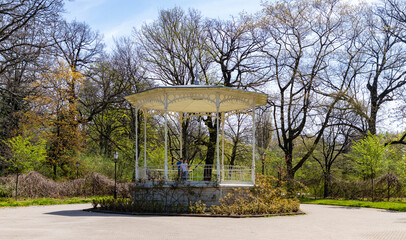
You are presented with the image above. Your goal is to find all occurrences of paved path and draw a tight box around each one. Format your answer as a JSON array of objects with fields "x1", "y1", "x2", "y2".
[{"x1": 0, "y1": 203, "x2": 405, "y2": 240}]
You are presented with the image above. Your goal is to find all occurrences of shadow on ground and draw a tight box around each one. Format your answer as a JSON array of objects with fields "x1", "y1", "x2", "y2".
[
  {"x1": 45, "y1": 209, "x2": 137, "y2": 217},
  {"x1": 395, "y1": 218, "x2": 406, "y2": 223},
  {"x1": 323, "y1": 205, "x2": 406, "y2": 213}
]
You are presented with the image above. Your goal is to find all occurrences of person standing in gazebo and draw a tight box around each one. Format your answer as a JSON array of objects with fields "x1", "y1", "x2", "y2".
[
  {"x1": 176, "y1": 158, "x2": 182, "y2": 180},
  {"x1": 180, "y1": 159, "x2": 189, "y2": 181}
]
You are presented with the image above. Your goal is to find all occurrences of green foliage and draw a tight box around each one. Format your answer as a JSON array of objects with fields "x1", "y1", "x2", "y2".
[
  {"x1": 384, "y1": 144, "x2": 406, "y2": 184},
  {"x1": 300, "y1": 133, "x2": 405, "y2": 200},
  {"x1": 80, "y1": 150, "x2": 137, "y2": 182},
  {"x1": 3, "y1": 134, "x2": 47, "y2": 174},
  {"x1": 189, "y1": 200, "x2": 207, "y2": 214},
  {"x1": 80, "y1": 153, "x2": 115, "y2": 179},
  {"x1": 347, "y1": 133, "x2": 390, "y2": 181},
  {"x1": 91, "y1": 196, "x2": 107, "y2": 208},
  {"x1": 0, "y1": 184, "x2": 13, "y2": 198},
  {"x1": 32, "y1": 64, "x2": 85, "y2": 179},
  {"x1": 0, "y1": 197, "x2": 94, "y2": 208},
  {"x1": 211, "y1": 175, "x2": 300, "y2": 215},
  {"x1": 304, "y1": 175, "x2": 404, "y2": 201},
  {"x1": 400, "y1": 154, "x2": 406, "y2": 183},
  {"x1": 301, "y1": 199, "x2": 406, "y2": 212}
]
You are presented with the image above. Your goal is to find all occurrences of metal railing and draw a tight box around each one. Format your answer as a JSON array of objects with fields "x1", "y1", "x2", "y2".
[
  {"x1": 137, "y1": 164, "x2": 252, "y2": 183},
  {"x1": 222, "y1": 165, "x2": 252, "y2": 183}
]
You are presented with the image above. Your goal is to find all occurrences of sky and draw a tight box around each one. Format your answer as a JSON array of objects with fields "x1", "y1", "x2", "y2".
[{"x1": 64, "y1": 0, "x2": 264, "y2": 51}]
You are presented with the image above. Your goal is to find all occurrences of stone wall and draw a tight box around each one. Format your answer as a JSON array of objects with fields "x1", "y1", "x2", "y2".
[{"x1": 132, "y1": 181, "x2": 253, "y2": 206}]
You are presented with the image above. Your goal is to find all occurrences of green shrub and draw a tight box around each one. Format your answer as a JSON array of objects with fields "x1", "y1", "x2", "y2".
[
  {"x1": 210, "y1": 175, "x2": 300, "y2": 215},
  {"x1": 0, "y1": 184, "x2": 13, "y2": 198},
  {"x1": 189, "y1": 200, "x2": 206, "y2": 214},
  {"x1": 0, "y1": 197, "x2": 93, "y2": 207}
]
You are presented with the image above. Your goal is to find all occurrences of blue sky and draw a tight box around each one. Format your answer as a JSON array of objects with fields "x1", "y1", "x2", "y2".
[{"x1": 64, "y1": 0, "x2": 263, "y2": 50}]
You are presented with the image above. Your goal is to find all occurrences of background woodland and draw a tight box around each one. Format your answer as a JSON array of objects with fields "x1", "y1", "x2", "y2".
[{"x1": 1, "y1": 0, "x2": 406, "y2": 200}]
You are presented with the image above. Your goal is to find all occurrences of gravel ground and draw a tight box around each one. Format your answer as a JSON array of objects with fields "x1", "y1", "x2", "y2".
[{"x1": 0, "y1": 203, "x2": 405, "y2": 240}]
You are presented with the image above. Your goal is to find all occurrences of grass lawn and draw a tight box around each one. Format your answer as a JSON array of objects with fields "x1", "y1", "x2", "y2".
[
  {"x1": 0, "y1": 197, "x2": 94, "y2": 207},
  {"x1": 301, "y1": 199, "x2": 406, "y2": 212}
]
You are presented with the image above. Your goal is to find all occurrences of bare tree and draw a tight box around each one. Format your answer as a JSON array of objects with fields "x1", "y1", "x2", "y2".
[
  {"x1": 255, "y1": 106, "x2": 273, "y2": 151},
  {"x1": 80, "y1": 37, "x2": 149, "y2": 161},
  {"x1": 205, "y1": 17, "x2": 268, "y2": 89},
  {"x1": 382, "y1": 0, "x2": 406, "y2": 43},
  {"x1": 224, "y1": 113, "x2": 251, "y2": 167},
  {"x1": 378, "y1": 0, "x2": 406, "y2": 145},
  {"x1": 255, "y1": 106, "x2": 273, "y2": 174},
  {"x1": 0, "y1": 0, "x2": 63, "y2": 137},
  {"x1": 313, "y1": 107, "x2": 356, "y2": 198},
  {"x1": 0, "y1": 0, "x2": 63, "y2": 74},
  {"x1": 51, "y1": 20, "x2": 104, "y2": 121},
  {"x1": 137, "y1": 7, "x2": 210, "y2": 85},
  {"x1": 260, "y1": 0, "x2": 363, "y2": 180},
  {"x1": 360, "y1": 3, "x2": 406, "y2": 135},
  {"x1": 52, "y1": 20, "x2": 104, "y2": 71}
]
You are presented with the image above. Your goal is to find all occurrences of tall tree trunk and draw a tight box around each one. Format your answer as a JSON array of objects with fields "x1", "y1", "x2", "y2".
[
  {"x1": 204, "y1": 117, "x2": 216, "y2": 181},
  {"x1": 182, "y1": 117, "x2": 189, "y2": 158},
  {"x1": 53, "y1": 164, "x2": 57, "y2": 180},
  {"x1": 367, "y1": 78, "x2": 378, "y2": 135},
  {"x1": 323, "y1": 172, "x2": 330, "y2": 199},
  {"x1": 284, "y1": 151, "x2": 296, "y2": 193},
  {"x1": 15, "y1": 172, "x2": 19, "y2": 201},
  {"x1": 368, "y1": 103, "x2": 378, "y2": 135},
  {"x1": 387, "y1": 173, "x2": 391, "y2": 201},
  {"x1": 230, "y1": 139, "x2": 238, "y2": 166},
  {"x1": 285, "y1": 152, "x2": 295, "y2": 180}
]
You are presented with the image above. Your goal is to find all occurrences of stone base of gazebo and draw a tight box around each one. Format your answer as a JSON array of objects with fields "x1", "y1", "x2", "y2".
[{"x1": 132, "y1": 181, "x2": 254, "y2": 207}]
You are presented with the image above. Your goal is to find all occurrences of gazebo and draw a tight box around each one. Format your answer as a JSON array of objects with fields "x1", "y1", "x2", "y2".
[{"x1": 124, "y1": 85, "x2": 267, "y2": 186}]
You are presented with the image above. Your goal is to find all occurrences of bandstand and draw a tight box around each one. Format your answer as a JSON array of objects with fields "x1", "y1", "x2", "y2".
[{"x1": 125, "y1": 85, "x2": 267, "y2": 205}]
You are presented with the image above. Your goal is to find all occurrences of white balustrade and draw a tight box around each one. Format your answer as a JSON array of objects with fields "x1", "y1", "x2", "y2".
[{"x1": 137, "y1": 164, "x2": 252, "y2": 184}]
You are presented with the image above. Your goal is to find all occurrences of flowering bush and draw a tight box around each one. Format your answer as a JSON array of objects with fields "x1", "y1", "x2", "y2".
[{"x1": 210, "y1": 175, "x2": 300, "y2": 215}]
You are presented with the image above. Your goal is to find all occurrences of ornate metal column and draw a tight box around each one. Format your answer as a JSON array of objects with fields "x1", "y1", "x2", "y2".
[
  {"x1": 221, "y1": 112, "x2": 225, "y2": 182},
  {"x1": 179, "y1": 112, "x2": 183, "y2": 159},
  {"x1": 135, "y1": 107, "x2": 139, "y2": 181},
  {"x1": 251, "y1": 100, "x2": 256, "y2": 184},
  {"x1": 144, "y1": 109, "x2": 147, "y2": 168},
  {"x1": 164, "y1": 94, "x2": 168, "y2": 182},
  {"x1": 216, "y1": 94, "x2": 220, "y2": 183}
]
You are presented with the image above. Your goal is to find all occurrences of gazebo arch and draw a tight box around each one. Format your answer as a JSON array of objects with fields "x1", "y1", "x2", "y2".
[{"x1": 124, "y1": 85, "x2": 267, "y2": 185}]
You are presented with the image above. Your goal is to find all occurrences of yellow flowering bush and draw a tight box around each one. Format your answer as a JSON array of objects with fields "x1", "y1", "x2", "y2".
[{"x1": 211, "y1": 175, "x2": 301, "y2": 215}]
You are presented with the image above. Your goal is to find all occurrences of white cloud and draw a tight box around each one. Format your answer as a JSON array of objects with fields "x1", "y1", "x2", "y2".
[{"x1": 65, "y1": 0, "x2": 107, "y2": 21}]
